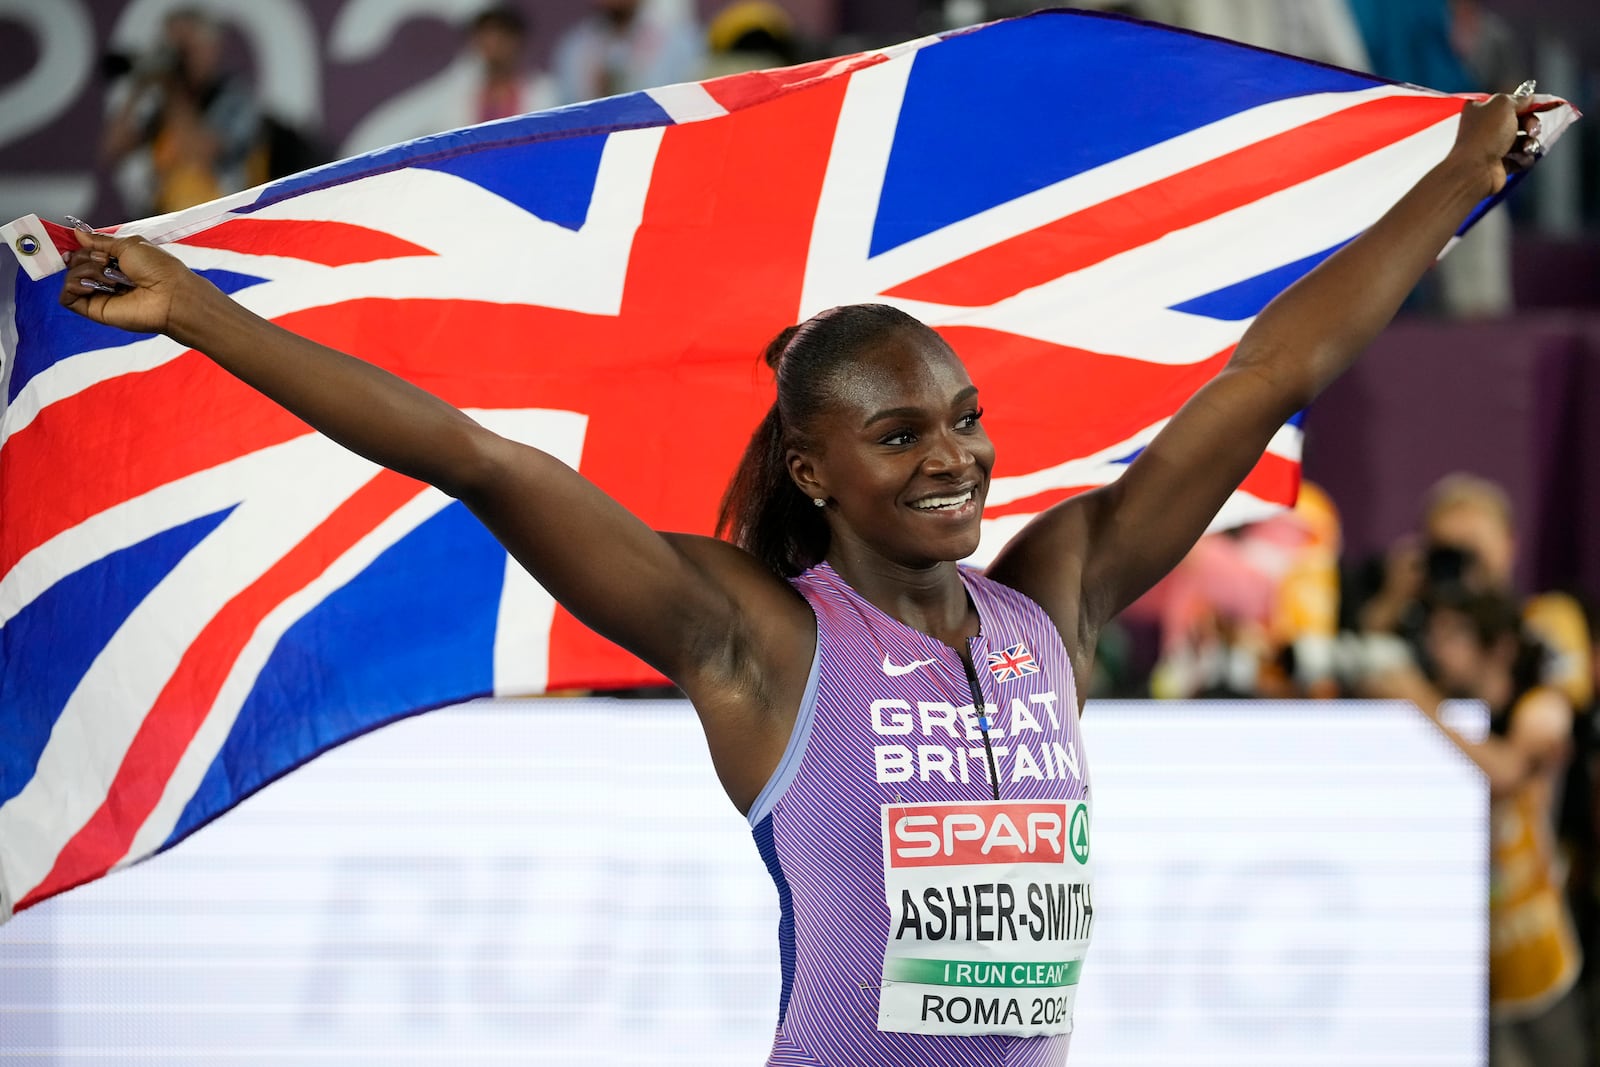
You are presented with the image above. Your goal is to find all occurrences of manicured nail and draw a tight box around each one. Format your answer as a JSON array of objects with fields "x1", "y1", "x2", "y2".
[
  {"x1": 104, "y1": 266, "x2": 134, "y2": 286},
  {"x1": 80, "y1": 277, "x2": 117, "y2": 294}
]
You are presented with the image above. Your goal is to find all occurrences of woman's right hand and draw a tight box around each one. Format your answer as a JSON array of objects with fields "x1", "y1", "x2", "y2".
[{"x1": 59, "y1": 230, "x2": 203, "y2": 337}]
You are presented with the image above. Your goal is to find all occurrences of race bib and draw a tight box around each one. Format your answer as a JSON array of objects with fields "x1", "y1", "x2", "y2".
[{"x1": 877, "y1": 799, "x2": 1093, "y2": 1037}]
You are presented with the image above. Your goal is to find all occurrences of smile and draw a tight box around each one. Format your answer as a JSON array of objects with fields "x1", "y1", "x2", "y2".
[{"x1": 910, "y1": 489, "x2": 975, "y2": 511}]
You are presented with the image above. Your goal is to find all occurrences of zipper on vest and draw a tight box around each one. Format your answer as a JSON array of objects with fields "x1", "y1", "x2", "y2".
[{"x1": 960, "y1": 653, "x2": 1002, "y2": 801}]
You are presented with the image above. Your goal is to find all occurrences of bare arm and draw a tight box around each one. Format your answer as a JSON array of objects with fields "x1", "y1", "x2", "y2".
[
  {"x1": 1364, "y1": 668, "x2": 1572, "y2": 797},
  {"x1": 59, "y1": 233, "x2": 813, "y2": 804},
  {"x1": 991, "y1": 95, "x2": 1535, "y2": 662}
]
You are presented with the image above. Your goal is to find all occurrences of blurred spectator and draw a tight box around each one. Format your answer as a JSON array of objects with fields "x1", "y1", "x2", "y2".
[
  {"x1": 1346, "y1": 0, "x2": 1472, "y2": 90},
  {"x1": 1351, "y1": 473, "x2": 1593, "y2": 708},
  {"x1": 552, "y1": 0, "x2": 705, "y2": 105},
  {"x1": 1354, "y1": 472, "x2": 1516, "y2": 640},
  {"x1": 1133, "y1": 482, "x2": 1343, "y2": 699},
  {"x1": 99, "y1": 7, "x2": 263, "y2": 217},
  {"x1": 340, "y1": 6, "x2": 554, "y2": 157},
  {"x1": 1348, "y1": 0, "x2": 1516, "y2": 317},
  {"x1": 1365, "y1": 588, "x2": 1587, "y2": 1066},
  {"x1": 1137, "y1": 1, "x2": 1370, "y2": 70},
  {"x1": 458, "y1": 7, "x2": 557, "y2": 125},
  {"x1": 705, "y1": 1, "x2": 801, "y2": 78}
]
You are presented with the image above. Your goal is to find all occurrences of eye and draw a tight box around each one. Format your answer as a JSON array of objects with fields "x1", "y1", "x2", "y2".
[
  {"x1": 879, "y1": 428, "x2": 917, "y2": 447},
  {"x1": 956, "y1": 407, "x2": 985, "y2": 430}
]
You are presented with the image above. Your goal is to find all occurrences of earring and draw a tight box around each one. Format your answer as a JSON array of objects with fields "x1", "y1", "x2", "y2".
[{"x1": 812, "y1": 497, "x2": 826, "y2": 508}]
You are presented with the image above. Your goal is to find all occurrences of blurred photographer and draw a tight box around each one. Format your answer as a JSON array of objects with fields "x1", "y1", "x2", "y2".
[
  {"x1": 1349, "y1": 473, "x2": 1592, "y2": 709},
  {"x1": 1365, "y1": 588, "x2": 1587, "y2": 1066},
  {"x1": 100, "y1": 8, "x2": 263, "y2": 217}
]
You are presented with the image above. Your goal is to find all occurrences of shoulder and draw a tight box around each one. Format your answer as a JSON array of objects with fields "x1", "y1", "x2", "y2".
[{"x1": 1508, "y1": 686, "x2": 1574, "y2": 762}]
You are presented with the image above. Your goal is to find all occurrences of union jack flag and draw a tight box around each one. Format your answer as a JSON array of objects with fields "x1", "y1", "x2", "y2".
[
  {"x1": 0, "y1": 11, "x2": 1575, "y2": 919},
  {"x1": 987, "y1": 643, "x2": 1041, "y2": 683}
]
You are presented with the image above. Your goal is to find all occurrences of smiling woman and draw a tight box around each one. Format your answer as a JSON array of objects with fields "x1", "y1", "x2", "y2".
[
  {"x1": 55, "y1": 86, "x2": 1539, "y2": 1066},
  {"x1": 719, "y1": 303, "x2": 994, "y2": 593}
]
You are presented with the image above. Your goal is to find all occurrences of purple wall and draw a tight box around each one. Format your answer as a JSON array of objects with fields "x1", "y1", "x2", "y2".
[{"x1": 1304, "y1": 312, "x2": 1600, "y2": 607}]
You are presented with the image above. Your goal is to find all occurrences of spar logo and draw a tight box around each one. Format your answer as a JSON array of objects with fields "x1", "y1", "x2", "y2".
[{"x1": 885, "y1": 801, "x2": 1071, "y2": 868}]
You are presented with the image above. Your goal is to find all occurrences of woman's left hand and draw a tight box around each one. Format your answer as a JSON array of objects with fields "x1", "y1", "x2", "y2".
[{"x1": 1450, "y1": 89, "x2": 1545, "y2": 199}]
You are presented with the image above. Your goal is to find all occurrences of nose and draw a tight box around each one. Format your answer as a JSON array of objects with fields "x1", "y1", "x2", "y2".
[{"x1": 921, "y1": 426, "x2": 974, "y2": 477}]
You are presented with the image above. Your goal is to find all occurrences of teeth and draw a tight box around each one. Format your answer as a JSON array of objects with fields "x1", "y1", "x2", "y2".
[{"x1": 911, "y1": 490, "x2": 973, "y2": 511}]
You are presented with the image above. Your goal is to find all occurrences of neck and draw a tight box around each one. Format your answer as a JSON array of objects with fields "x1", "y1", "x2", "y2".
[{"x1": 824, "y1": 549, "x2": 976, "y2": 651}]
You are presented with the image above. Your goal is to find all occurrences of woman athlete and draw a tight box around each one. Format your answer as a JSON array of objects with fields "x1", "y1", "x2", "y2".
[{"x1": 61, "y1": 93, "x2": 1539, "y2": 1066}]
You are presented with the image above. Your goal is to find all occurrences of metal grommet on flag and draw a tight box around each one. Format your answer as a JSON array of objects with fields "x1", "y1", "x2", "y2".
[{"x1": 2, "y1": 214, "x2": 71, "y2": 280}]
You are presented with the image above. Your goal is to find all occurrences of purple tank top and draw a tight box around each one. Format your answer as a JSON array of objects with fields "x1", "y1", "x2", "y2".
[{"x1": 748, "y1": 562, "x2": 1092, "y2": 1067}]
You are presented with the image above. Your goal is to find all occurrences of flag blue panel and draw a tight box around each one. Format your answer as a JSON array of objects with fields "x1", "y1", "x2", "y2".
[
  {"x1": 240, "y1": 92, "x2": 675, "y2": 218},
  {"x1": 420, "y1": 134, "x2": 610, "y2": 232},
  {"x1": 9, "y1": 274, "x2": 145, "y2": 403},
  {"x1": 871, "y1": 13, "x2": 1380, "y2": 257},
  {"x1": 7, "y1": 270, "x2": 266, "y2": 404},
  {"x1": 0, "y1": 508, "x2": 234, "y2": 807},
  {"x1": 161, "y1": 501, "x2": 504, "y2": 848},
  {"x1": 1170, "y1": 239, "x2": 1353, "y2": 321},
  {"x1": 194, "y1": 268, "x2": 270, "y2": 296}
]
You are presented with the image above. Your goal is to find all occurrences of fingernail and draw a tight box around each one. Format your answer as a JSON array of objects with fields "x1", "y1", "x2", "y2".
[
  {"x1": 63, "y1": 215, "x2": 96, "y2": 232},
  {"x1": 81, "y1": 277, "x2": 117, "y2": 294},
  {"x1": 1513, "y1": 79, "x2": 1536, "y2": 98},
  {"x1": 90, "y1": 251, "x2": 108, "y2": 264},
  {"x1": 104, "y1": 266, "x2": 134, "y2": 286}
]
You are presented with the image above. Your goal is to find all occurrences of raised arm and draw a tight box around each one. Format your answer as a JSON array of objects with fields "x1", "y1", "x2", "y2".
[
  {"x1": 59, "y1": 233, "x2": 813, "y2": 802},
  {"x1": 990, "y1": 94, "x2": 1536, "y2": 664}
]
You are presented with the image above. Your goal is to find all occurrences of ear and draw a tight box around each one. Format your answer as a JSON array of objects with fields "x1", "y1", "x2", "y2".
[{"x1": 787, "y1": 445, "x2": 827, "y2": 503}]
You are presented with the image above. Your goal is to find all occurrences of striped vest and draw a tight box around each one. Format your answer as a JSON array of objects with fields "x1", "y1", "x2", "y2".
[{"x1": 749, "y1": 562, "x2": 1090, "y2": 1066}]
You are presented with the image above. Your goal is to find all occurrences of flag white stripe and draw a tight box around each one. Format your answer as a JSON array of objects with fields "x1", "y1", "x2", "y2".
[
  {"x1": 646, "y1": 82, "x2": 729, "y2": 124},
  {"x1": 0, "y1": 436, "x2": 388, "y2": 901},
  {"x1": 117, "y1": 487, "x2": 453, "y2": 868},
  {"x1": 808, "y1": 81, "x2": 1438, "y2": 315},
  {"x1": 2, "y1": 131, "x2": 665, "y2": 444},
  {"x1": 5, "y1": 405, "x2": 587, "y2": 895},
  {"x1": 1, "y1": 434, "x2": 333, "y2": 629},
  {"x1": 99, "y1": 409, "x2": 579, "y2": 877},
  {"x1": 898, "y1": 120, "x2": 1459, "y2": 359},
  {"x1": 972, "y1": 485, "x2": 1288, "y2": 568},
  {"x1": 482, "y1": 409, "x2": 589, "y2": 696}
]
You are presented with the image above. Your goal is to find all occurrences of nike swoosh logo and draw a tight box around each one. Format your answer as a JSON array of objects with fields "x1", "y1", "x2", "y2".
[{"x1": 882, "y1": 655, "x2": 940, "y2": 677}]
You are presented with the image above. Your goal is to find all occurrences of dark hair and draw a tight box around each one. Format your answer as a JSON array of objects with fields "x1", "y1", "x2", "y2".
[
  {"x1": 471, "y1": 5, "x2": 527, "y2": 36},
  {"x1": 1425, "y1": 586, "x2": 1546, "y2": 703},
  {"x1": 717, "y1": 304, "x2": 928, "y2": 577}
]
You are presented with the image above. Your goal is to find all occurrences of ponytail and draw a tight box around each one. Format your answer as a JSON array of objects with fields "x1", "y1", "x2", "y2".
[{"x1": 717, "y1": 326, "x2": 828, "y2": 576}]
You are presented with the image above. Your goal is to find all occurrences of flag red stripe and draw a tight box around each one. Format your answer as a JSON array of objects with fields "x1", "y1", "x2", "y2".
[
  {"x1": 943, "y1": 329, "x2": 1235, "y2": 473},
  {"x1": 701, "y1": 51, "x2": 888, "y2": 111},
  {"x1": 982, "y1": 484, "x2": 1099, "y2": 520},
  {"x1": 0, "y1": 356, "x2": 314, "y2": 578},
  {"x1": 885, "y1": 95, "x2": 1460, "y2": 307},
  {"x1": 541, "y1": 72, "x2": 854, "y2": 690},
  {"x1": 980, "y1": 448, "x2": 1299, "y2": 521},
  {"x1": 17, "y1": 469, "x2": 426, "y2": 912},
  {"x1": 175, "y1": 218, "x2": 436, "y2": 266},
  {"x1": 1239, "y1": 447, "x2": 1301, "y2": 505}
]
